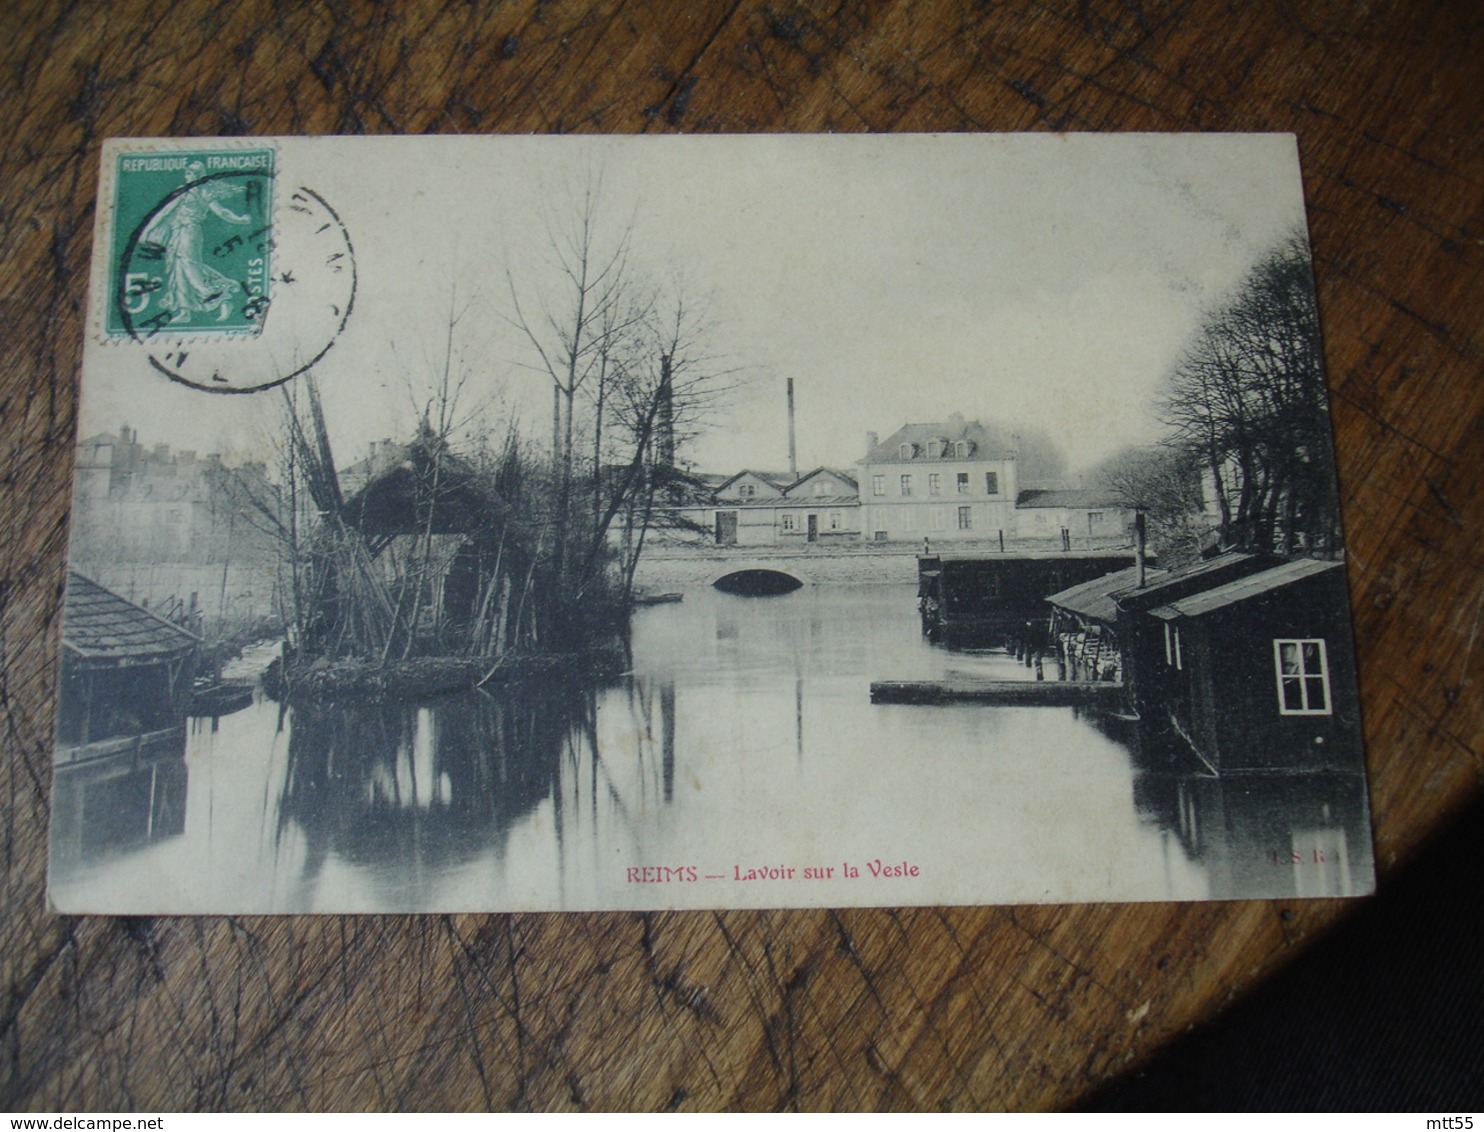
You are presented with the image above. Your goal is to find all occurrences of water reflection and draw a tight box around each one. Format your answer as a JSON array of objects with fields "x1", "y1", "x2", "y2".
[
  {"x1": 49, "y1": 584, "x2": 1373, "y2": 912},
  {"x1": 1133, "y1": 771, "x2": 1370, "y2": 898},
  {"x1": 50, "y1": 727, "x2": 189, "y2": 871},
  {"x1": 278, "y1": 693, "x2": 567, "y2": 892}
]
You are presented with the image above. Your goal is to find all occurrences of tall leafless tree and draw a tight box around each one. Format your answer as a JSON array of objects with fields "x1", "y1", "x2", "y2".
[
  {"x1": 1092, "y1": 444, "x2": 1207, "y2": 565},
  {"x1": 1161, "y1": 232, "x2": 1339, "y2": 556},
  {"x1": 505, "y1": 173, "x2": 741, "y2": 607},
  {"x1": 600, "y1": 286, "x2": 740, "y2": 595},
  {"x1": 505, "y1": 170, "x2": 648, "y2": 577}
]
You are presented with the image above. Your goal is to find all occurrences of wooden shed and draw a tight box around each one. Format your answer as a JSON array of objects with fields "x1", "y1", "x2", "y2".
[
  {"x1": 918, "y1": 550, "x2": 1142, "y2": 649},
  {"x1": 1141, "y1": 558, "x2": 1362, "y2": 772},
  {"x1": 55, "y1": 571, "x2": 201, "y2": 760},
  {"x1": 332, "y1": 429, "x2": 530, "y2": 654},
  {"x1": 1046, "y1": 564, "x2": 1168, "y2": 685},
  {"x1": 1110, "y1": 551, "x2": 1277, "y2": 722}
]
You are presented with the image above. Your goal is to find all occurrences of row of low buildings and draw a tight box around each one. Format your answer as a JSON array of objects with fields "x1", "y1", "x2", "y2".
[
  {"x1": 666, "y1": 414, "x2": 1135, "y2": 549},
  {"x1": 74, "y1": 413, "x2": 1136, "y2": 575}
]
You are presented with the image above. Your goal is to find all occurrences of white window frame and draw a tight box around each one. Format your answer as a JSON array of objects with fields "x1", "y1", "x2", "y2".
[
  {"x1": 928, "y1": 473, "x2": 942, "y2": 496},
  {"x1": 1164, "y1": 622, "x2": 1183, "y2": 670},
  {"x1": 955, "y1": 441, "x2": 969, "y2": 458},
  {"x1": 900, "y1": 474, "x2": 913, "y2": 496},
  {"x1": 956, "y1": 472, "x2": 969, "y2": 494},
  {"x1": 1274, "y1": 638, "x2": 1332, "y2": 716},
  {"x1": 899, "y1": 443, "x2": 913, "y2": 459},
  {"x1": 781, "y1": 513, "x2": 795, "y2": 532},
  {"x1": 872, "y1": 474, "x2": 885, "y2": 497},
  {"x1": 829, "y1": 511, "x2": 841, "y2": 530},
  {"x1": 957, "y1": 505, "x2": 972, "y2": 530}
]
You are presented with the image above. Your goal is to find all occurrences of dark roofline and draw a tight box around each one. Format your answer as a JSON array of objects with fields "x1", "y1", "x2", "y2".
[
  {"x1": 865, "y1": 419, "x2": 1016, "y2": 466},
  {"x1": 1047, "y1": 566, "x2": 1170, "y2": 622},
  {"x1": 929, "y1": 549, "x2": 1140, "y2": 562},
  {"x1": 1150, "y1": 558, "x2": 1345, "y2": 620},
  {"x1": 1015, "y1": 488, "x2": 1128, "y2": 509},
  {"x1": 62, "y1": 571, "x2": 203, "y2": 660},
  {"x1": 784, "y1": 466, "x2": 860, "y2": 494},
  {"x1": 78, "y1": 431, "x2": 126, "y2": 447},
  {"x1": 1112, "y1": 551, "x2": 1274, "y2": 611},
  {"x1": 713, "y1": 469, "x2": 792, "y2": 493}
]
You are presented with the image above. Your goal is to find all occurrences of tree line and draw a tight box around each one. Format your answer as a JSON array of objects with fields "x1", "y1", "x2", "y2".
[{"x1": 1098, "y1": 232, "x2": 1342, "y2": 563}]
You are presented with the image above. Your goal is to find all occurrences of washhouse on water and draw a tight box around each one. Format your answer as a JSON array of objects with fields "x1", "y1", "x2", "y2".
[{"x1": 1045, "y1": 551, "x2": 1361, "y2": 773}]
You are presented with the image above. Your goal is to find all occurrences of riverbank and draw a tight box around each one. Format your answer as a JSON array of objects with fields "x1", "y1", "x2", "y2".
[{"x1": 275, "y1": 647, "x2": 627, "y2": 701}]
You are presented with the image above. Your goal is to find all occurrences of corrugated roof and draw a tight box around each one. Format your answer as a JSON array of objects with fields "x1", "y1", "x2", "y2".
[
  {"x1": 779, "y1": 494, "x2": 858, "y2": 507},
  {"x1": 1150, "y1": 558, "x2": 1344, "y2": 620},
  {"x1": 1112, "y1": 551, "x2": 1266, "y2": 610},
  {"x1": 1048, "y1": 566, "x2": 1169, "y2": 622},
  {"x1": 62, "y1": 572, "x2": 201, "y2": 663},
  {"x1": 719, "y1": 495, "x2": 860, "y2": 509},
  {"x1": 1016, "y1": 488, "x2": 1127, "y2": 509}
]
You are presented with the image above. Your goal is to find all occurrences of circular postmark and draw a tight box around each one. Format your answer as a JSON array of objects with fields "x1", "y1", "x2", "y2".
[
  {"x1": 107, "y1": 149, "x2": 356, "y2": 394},
  {"x1": 115, "y1": 167, "x2": 273, "y2": 343}
]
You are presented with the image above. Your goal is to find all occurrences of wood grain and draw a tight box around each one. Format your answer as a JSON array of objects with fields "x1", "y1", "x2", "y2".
[{"x1": 2, "y1": 0, "x2": 1480, "y2": 1112}]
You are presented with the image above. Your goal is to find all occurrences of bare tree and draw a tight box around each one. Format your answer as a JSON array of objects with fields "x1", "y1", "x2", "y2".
[
  {"x1": 599, "y1": 286, "x2": 741, "y2": 596},
  {"x1": 1093, "y1": 444, "x2": 1207, "y2": 565},
  {"x1": 1161, "y1": 232, "x2": 1339, "y2": 556},
  {"x1": 503, "y1": 169, "x2": 743, "y2": 613},
  {"x1": 504, "y1": 170, "x2": 648, "y2": 575}
]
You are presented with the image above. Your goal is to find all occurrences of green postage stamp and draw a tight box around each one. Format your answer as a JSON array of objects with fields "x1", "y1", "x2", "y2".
[{"x1": 105, "y1": 147, "x2": 275, "y2": 338}]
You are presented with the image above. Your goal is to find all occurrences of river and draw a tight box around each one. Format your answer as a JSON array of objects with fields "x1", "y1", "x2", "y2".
[{"x1": 49, "y1": 584, "x2": 1372, "y2": 912}]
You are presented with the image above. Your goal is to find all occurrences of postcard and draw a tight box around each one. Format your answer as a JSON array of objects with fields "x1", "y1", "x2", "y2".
[{"x1": 49, "y1": 134, "x2": 1372, "y2": 913}]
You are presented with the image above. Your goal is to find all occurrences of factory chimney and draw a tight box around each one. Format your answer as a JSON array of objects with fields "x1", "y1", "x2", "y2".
[
  {"x1": 657, "y1": 354, "x2": 675, "y2": 469},
  {"x1": 786, "y1": 378, "x2": 798, "y2": 479},
  {"x1": 1134, "y1": 511, "x2": 1147, "y2": 588}
]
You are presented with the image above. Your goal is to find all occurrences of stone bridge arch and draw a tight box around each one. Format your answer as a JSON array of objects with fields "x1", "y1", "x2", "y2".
[{"x1": 707, "y1": 560, "x2": 814, "y2": 591}]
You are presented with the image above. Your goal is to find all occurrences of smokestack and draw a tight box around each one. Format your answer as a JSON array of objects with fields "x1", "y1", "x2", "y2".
[
  {"x1": 1135, "y1": 511, "x2": 1147, "y2": 587},
  {"x1": 658, "y1": 354, "x2": 675, "y2": 469},
  {"x1": 786, "y1": 378, "x2": 797, "y2": 479}
]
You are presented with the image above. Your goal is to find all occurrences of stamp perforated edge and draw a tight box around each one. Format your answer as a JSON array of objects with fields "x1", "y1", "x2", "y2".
[{"x1": 89, "y1": 137, "x2": 282, "y2": 349}]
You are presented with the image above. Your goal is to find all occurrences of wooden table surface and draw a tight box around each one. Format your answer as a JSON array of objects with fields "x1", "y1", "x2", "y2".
[{"x1": 2, "y1": 0, "x2": 1480, "y2": 1112}]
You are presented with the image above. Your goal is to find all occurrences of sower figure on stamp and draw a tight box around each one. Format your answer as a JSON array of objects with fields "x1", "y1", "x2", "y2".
[{"x1": 140, "y1": 161, "x2": 252, "y2": 323}]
